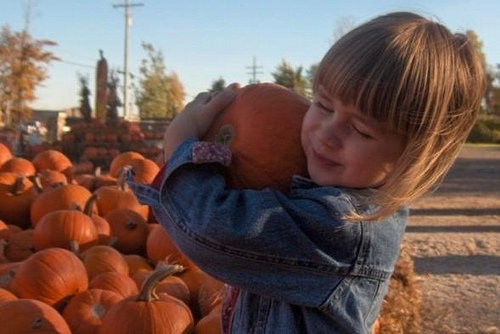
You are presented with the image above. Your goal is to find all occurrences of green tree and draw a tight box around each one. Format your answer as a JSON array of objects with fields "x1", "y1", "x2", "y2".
[
  {"x1": 0, "y1": 25, "x2": 57, "y2": 127},
  {"x1": 466, "y1": 30, "x2": 494, "y2": 114},
  {"x1": 271, "y1": 59, "x2": 309, "y2": 98},
  {"x1": 135, "y1": 42, "x2": 185, "y2": 120},
  {"x1": 209, "y1": 77, "x2": 226, "y2": 92},
  {"x1": 77, "y1": 74, "x2": 92, "y2": 122}
]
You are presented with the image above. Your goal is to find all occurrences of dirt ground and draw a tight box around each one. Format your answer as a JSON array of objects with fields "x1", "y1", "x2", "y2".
[{"x1": 405, "y1": 145, "x2": 500, "y2": 333}]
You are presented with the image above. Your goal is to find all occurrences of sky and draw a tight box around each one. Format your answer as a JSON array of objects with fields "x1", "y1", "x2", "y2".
[{"x1": 1, "y1": 0, "x2": 499, "y2": 117}]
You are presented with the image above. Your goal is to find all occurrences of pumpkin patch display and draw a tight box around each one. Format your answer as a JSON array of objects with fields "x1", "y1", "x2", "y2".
[{"x1": 203, "y1": 83, "x2": 310, "y2": 193}]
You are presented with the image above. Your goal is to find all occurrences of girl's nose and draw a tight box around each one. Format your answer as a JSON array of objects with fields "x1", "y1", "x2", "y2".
[{"x1": 319, "y1": 118, "x2": 343, "y2": 149}]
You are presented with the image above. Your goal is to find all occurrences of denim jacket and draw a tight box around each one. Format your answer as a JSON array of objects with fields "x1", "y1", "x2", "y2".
[{"x1": 126, "y1": 138, "x2": 408, "y2": 334}]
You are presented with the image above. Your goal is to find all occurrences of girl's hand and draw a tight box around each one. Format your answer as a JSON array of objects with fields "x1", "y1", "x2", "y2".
[{"x1": 163, "y1": 83, "x2": 239, "y2": 162}]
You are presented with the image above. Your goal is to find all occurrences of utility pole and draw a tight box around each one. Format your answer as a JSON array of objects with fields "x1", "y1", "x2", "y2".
[
  {"x1": 246, "y1": 56, "x2": 263, "y2": 84},
  {"x1": 113, "y1": 0, "x2": 143, "y2": 120}
]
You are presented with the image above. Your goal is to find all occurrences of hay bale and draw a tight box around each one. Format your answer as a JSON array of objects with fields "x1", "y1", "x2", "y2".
[{"x1": 374, "y1": 246, "x2": 422, "y2": 334}]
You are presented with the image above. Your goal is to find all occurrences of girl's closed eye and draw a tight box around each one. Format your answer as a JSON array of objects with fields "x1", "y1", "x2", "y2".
[{"x1": 351, "y1": 123, "x2": 373, "y2": 139}]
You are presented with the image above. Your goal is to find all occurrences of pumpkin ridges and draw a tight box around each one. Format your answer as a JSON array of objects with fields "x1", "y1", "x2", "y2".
[{"x1": 81, "y1": 244, "x2": 130, "y2": 281}]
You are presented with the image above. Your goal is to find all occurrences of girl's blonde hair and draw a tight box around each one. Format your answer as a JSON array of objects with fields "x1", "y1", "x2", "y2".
[{"x1": 314, "y1": 12, "x2": 486, "y2": 221}]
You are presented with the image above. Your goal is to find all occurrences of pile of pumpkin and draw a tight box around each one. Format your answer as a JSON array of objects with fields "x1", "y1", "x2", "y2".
[{"x1": 0, "y1": 142, "x2": 222, "y2": 333}]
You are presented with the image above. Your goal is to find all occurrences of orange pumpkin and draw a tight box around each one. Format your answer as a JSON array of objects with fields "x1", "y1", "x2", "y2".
[
  {"x1": 62, "y1": 288, "x2": 122, "y2": 334},
  {"x1": 93, "y1": 183, "x2": 149, "y2": 220},
  {"x1": 179, "y1": 268, "x2": 224, "y2": 318},
  {"x1": 203, "y1": 83, "x2": 310, "y2": 194},
  {"x1": 0, "y1": 157, "x2": 36, "y2": 176},
  {"x1": 83, "y1": 194, "x2": 111, "y2": 245},
  {"x1": 4, "y1": 229, "x2": 36, "y2": 262},
  {"x1": 89, "y1": 271, "x2": 138, "y2": 298},
  {"x1": 99, "y1": 265, "x2": 193, "y2": 334},
  {"x1": 36, "y1": 169, "x2": 68, "y2": 188},
  {"x1": 123, "y1": 254, "x2": 153, "y2": 276},
  {"x1": 126, "y1": 158, "x2": 160, "y2": 184},
  {"x1": 33, "y1": 209, "x2": 99, "y2": 252},
  {"x1": 30, "y1": 183, "x2": 94, "y2": 227},
  {"x1": 146, "y1": 224, "x2": 196, "y2": 269},
  {"x1": 0, "y1": 172, "x2": 36, "y2": 228},
  {"x1": 81, "y1": 245, "x2": 129, "y2": 281},
  {"x1": 109, "y1": 151, "x2": 145, "y2": 178},
  {"x1": 0, "y1": 287, "x2": 17, "y2": 301},
  {"x1": 104, "y1": 208, "x2": 149, "y2": 254},
  {"x1": 0, "y1": 298, "x2": 71, "y2": 333},
  {"x1": 0, "y1": 143, "x2": 12, "y2": 168},
  {"x1": 10, "y1": 248, "x2": 88, "y2": 310},
  {"x1": 32, "y1": 149, "x2": 73, "y2": 176},
  {"x1": 194, "y1": 306, "x2": 222, "y2": 334}
]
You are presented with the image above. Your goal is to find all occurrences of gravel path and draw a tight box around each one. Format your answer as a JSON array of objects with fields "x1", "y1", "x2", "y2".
[{"x1": 405, "y1": 146, "x2": 500, "y2": 333}]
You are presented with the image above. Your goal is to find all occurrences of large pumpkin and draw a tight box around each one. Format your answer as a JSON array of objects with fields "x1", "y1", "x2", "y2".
[{"x1": 203, "y1": 83, "x2": 310, "y2": 193}]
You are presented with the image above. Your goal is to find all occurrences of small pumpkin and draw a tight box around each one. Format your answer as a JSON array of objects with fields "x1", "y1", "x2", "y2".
[
  {"x1": 99, "y1": 264, "x2": 194, "y2": 334},
  {"x1": 89, "y1": 271, "x2": 138, "y2": 298},
  {"x1": 62, "y1": 288, "x2": 122, "y2": 334},
  {"x1": 126, "y1": 158, "x2": 160, "y2": 184},
  {"x1": 104, "y1": 208, "x2": 149, "y2": 254},
  {"x1": 0, "y1": 172, "x2": 36, "y2": 228},
  {"x1": 109, "y1": 151, "x2": 145, "y2": 178},
  {"x1": 146, "y1": 224, "x2": 196, "y2": 269},
  {"x1": 81, "y1": 244, "x2": 129, "y2": 281},
  {"x1": 33, "y1": 208, "x2": 99, "y2": 252},
  {"x1": 0, "y1": 157, "x2": 36, "y2": 176},
  {"x1": 30, "y1": 183, "x2": 94, "y2": 227},
  {"x1": 10, "y1": 247, "x2": 88, "y2": 310},
  {"x1": 0, "y1": 143, "x2": 13, "y2": 168},
  {"x1": 0, "y1": 287, "x2": 17, "y2": 301},
  {"x1": 93, "y1": 182, "x2": 149, "y2": 220},
  {"x1": 0, "y1": 298, "x2": 71, "y2": 334},
  {"x1": 4, "y1": 229, "x2": 36, "y2": 262},
  {"x1": 32, "y1": 149, "x2": 73, "y2": 177},
  {"x1": 203, "y1": 83, "x2": 310, "y2": 194}
]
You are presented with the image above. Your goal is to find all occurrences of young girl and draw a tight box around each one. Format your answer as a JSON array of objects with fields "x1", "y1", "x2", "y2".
[{"x1": 127, "y1": 12, "x2": 485, "y2": 333}]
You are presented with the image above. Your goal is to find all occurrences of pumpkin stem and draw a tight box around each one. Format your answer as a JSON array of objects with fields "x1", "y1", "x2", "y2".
[
  {"x1": 32, "y1": 318, "x2": 43, "y2": 329},
  {"x1": 69, "y1": 240, "x2": 80, "y2": 255},
  {"x1": 83, "y1": 194, "x2": 98, "y2": 217},
  {"x1": 29, "y1": 174, "x2": 44, "y2": 194},
  {"x1": 125, "y1": 220, "x2": 138, "y2": 230},
  {"x1": 94, "y1": 166, "x2": 102, "y2": 177},
  {"x1": 70, "y1": 202, "x2": 82, "y2": 211},
  {"x1": 117, "y1": 166, "x2": 133, "y2": 191},
  {"x1": 10, "y1": 176, "x2": 26, "y2": 195},
  {"x1": 215, "y1": 124, "x2": 235, "y2": 146},
  {"x1": 136, "y1": 264, "x2": 185, "y2": 302}
]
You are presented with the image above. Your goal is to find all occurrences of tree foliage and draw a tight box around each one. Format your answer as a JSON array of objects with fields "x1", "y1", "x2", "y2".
[
  {"x1": 77, "y1": 74, "x2": 92, "y2": 123},
  {"x1": 0, "y1": 25, "x2": 58, "y2": 127},
  {"x1": 465, "y1": 30, "x2": 495, "y2": 114},
  {"x1": 135, "y1": 42, "x2": 185, "y2": 120},
  {"x1": 209, "y1": 77, "x2": 226, "y2": 92},
  {"x1": 271, "y1": 59, "x2": 309, "y2": 98}
]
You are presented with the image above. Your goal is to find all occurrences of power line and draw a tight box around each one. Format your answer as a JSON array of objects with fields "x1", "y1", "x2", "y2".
[{"x1": 56, "y1": 59, "x2": 94, "y2": 69}]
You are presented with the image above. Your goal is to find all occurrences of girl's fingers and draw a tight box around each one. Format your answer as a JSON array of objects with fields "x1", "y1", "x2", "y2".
[{"x1": 203, "y1": 89, "x2": 236, "y2": 116}]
